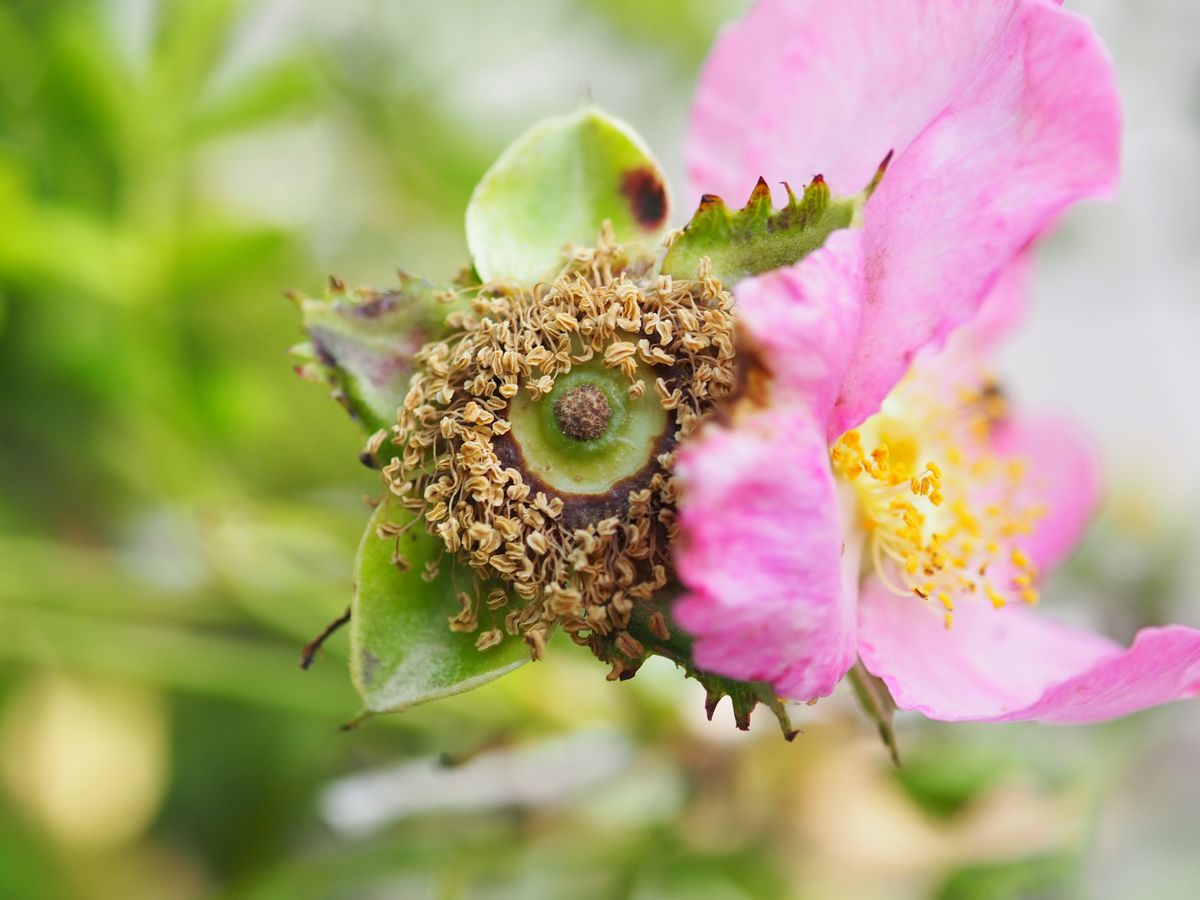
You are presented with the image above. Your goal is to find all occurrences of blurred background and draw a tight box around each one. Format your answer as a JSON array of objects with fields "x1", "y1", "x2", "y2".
[{"x1": 1, "y1": 0, "x2": 1197, "y2": 897}]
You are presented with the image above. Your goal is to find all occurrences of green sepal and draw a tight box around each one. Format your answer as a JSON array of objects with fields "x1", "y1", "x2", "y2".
[
  {"x1": 290, "y1": 273, "x2": 468, "y2": 434},
  {"x1": 349, "y1": 499, "x2": 528, "y2": 718},
  {"x1": 848, "y1": 660, "x2": 901, "y2": 765},
  {"x1": 465, "y1": 106, "x2": 671, "y2": 284},
  {"x1": 595, "y1": 591, "x2": 798, "y2": 739},
  {"x1": 660, "y1": 153, "x2": 891, "y2": 284}
]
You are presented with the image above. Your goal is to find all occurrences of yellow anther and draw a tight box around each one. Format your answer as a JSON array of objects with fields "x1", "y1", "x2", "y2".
[
  {"x1": 985, "y1": 584, "x2": 1007, "y2": 609},
  {"x1": 833, "y1": 401, "x2": 1042, "y2": 629},
  {"x1": 1021, "y1": 588, "x2": 1040, "y2": 605}
]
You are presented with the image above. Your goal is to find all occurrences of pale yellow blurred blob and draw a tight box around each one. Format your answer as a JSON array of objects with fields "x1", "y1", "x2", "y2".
[
  {"x1": 787, "y1": 731, "x2": 1088, "y2": 900},
  {"x1": 0, "y1": 673, "x2": 168, "y2": 850}
]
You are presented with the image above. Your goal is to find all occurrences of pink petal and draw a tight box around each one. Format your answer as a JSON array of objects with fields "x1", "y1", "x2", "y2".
[
  {"x1": 673, "y1": 408, "x2": 857, "y2": 701},
  {"x1": 689, "y1": 0, "x2": 1022, "y2": 202},
  {"x1": 929, "y1": 250, "x2": 1033, "y2": 366},
  {"x1": 734, "y1": 228, "x2": 864, "y2": 418},
  {"x1": 833, "y1": 3, "x2": 1120, "y2": 434},
  {"x1": 990, "y1": 627, "x2": 1200, "y2": 723},
  {"x1": 859, "y1": 583, "x2": 1200, "y2": 723},
  {"x1": 991, "y1": 413, "x2": 1102, "y2": 572},
  {"x1": 688, "y1": 0, "x2": 1120, "y2": 437},
  {"x1": 886, "y1": 251, "x2": 1034, "y2": 424},
  {"x1": 672, "y1": 230, "x2": 867, "y2": 700}
]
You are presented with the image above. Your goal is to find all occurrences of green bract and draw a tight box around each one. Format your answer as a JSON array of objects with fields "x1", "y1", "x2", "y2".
[
  {"x1": 292, "y1": 274, "x2": 466, "y2": 432},
  {"x1": 465, "y1": 107, "x2": 671, "y2": 284}
]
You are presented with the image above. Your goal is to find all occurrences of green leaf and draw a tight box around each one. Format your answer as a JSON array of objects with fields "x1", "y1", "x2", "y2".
[
  {"x1": 465, "y1": 106, "x2": 671, "y2": 284},
  {"x1": 934, "y1": 855, "x2": 1075, "y2": 900},
  {"x1": 291, "y1": 274, "x2": 466, "y2": 433},
  {"x1": 350, "y1": 500, "x2": 528, "y2": 717},
  {"x1": 185, "y1": 59, "x2": 317, "y2": 143},
  {"x1": 661, "y1": 154, "x2": 891, "y2": 284},
  {"x1": 894, "y1": 740, "x2": 1014, "y2": 818}
]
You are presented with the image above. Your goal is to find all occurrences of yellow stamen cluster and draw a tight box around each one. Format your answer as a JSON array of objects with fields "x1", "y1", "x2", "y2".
[
  {"x1": 381, "y1": 232, "x2": 736, "y2": 666},
  {"x1": 831, "y1": 410, "x2": 1045, "y2": 629}
]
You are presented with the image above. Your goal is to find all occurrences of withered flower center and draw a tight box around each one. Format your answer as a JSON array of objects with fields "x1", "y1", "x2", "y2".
[
  {"x1": 554, "y1": 383, "x2": 612, "y2": 442},
  {"x1": 381, "y1": 233, "x2": 736, "y2": 674}
]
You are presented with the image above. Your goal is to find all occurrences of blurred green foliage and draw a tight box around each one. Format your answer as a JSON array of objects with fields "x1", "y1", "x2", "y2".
[{"x1": 0, "y1": 1, "x2": 1194, "y2": 899}]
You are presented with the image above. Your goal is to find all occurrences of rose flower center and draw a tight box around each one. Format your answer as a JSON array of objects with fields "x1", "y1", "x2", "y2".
[{"x1": 831, "y1": 389, "x2": 1046, "y2": 629}]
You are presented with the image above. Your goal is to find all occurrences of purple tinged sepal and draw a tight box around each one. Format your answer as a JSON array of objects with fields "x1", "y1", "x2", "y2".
[{"x1": 289, "y1": 273, "x2": 469, "y2": 434}]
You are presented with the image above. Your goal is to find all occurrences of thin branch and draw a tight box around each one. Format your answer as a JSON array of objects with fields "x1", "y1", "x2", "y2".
[{"x1": 299, "y1": 606, "x2": 352, "y2": 670}]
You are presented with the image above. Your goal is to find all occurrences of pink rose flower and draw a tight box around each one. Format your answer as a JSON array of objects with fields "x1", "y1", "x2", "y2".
[{"x1": 674, "y1": 0, "x2": 1200, "y2": 721}]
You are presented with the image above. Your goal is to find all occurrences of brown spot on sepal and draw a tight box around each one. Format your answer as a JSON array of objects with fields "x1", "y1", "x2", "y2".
[{"x1": 619, "y1": 167, "x2": 668, "y2": 230}]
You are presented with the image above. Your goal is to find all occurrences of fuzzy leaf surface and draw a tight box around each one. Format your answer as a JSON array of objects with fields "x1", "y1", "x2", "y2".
[{"x1": 350, "y1": 500, "x2": 527, "y2": 716}]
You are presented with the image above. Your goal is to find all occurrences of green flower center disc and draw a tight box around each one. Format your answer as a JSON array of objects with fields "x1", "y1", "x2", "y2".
[{"x1": 508, "y1": 360, "x2": 668, "y2": 495}]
